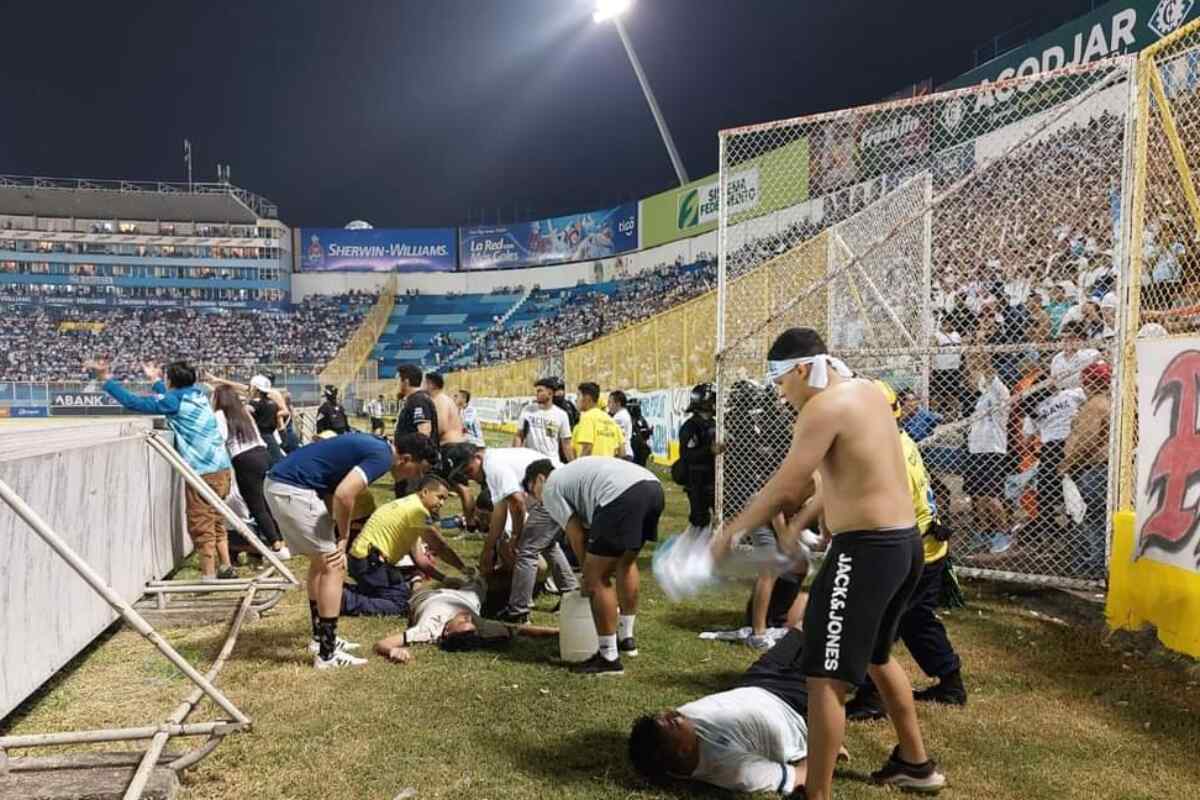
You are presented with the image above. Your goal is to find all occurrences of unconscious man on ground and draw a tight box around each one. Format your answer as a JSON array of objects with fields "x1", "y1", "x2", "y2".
[
  {"x1": 629, "y1": 628, "x2": 848, "y2": 795},
  {"x1": 373, "y1": 575, "x2": 558, "y2": 663}
]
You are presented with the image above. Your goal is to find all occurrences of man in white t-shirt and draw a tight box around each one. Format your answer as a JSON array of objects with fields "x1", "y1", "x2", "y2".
[
  {"x1": 514, "y1": 377, "x2": 573, "y2": 465},
  {"x1": 1023, "y1": 382, "x2": 1087, "y2": 549},
  {"x1": 965, "y1": 355, "x2": 1011, "y2": 553},
  {"x1": 457, "y1": 389, "x2": 485, "y2": 446},
  {"x1": 441, "y1": 443, "x2": 544, "y2": 575},
  {"x1": 372, "y1": 575, "x2": 558, "y2": 662},
  {"x1": 608, "y1": 390, "x2": 635, "y2": 460},
  {"x1": 1050, "y1": 321, "x2": 1101, "y2": 390},
  {"x1": 629, "y1": 629, "x2": 850, "y2": 794}
]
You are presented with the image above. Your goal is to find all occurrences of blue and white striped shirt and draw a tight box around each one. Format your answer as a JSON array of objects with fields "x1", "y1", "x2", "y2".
[{"x1": 104, "y1": 379, "x2": 232, "y2": 475}]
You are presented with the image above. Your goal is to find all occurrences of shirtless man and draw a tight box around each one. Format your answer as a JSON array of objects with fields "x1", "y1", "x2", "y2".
[
  {"x1": 711, "y1": 328, "x2": 945, "y2": 798},
  {"x1": 424, "y1": 372, "x2": 466, "y2": 446}
]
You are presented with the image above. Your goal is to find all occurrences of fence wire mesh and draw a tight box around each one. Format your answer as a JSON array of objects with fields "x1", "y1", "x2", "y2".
[
  {"x1": 718, "y1": 56, "x2": 1137, "y2": 589},
  {"x1": 1119, "y1": 25, "x2": 1200, "y2": 518}
]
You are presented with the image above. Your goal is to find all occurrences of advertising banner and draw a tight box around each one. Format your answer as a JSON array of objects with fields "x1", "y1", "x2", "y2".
[
  {"x1": 1106, "y1": 336, "x2": 1200, "y2": 659},
  {"x1": 459, "y1": 203, "x2": 638, "y2": 271},
  {"x1": 944, "y1": 0, "x2": 1200, "y2": 92},
  {"x1": 7, "y1": 406, "x2": 49, "y2": 418},
  {"x1": 299, "y1": 227, "x2": 456, "y2": 273},
  {"x1": 49, "y1": 392, "x2": 126, "y2": 416},
  {"x1": 641, "y1": 137, "x2": 809, "y2": 249},
  {"x1": 0, "y1": 294, "x2": 285, "y2": 311},
  {"x1": 1135, "y1": 338, "x2": 1200, "y2": 575}
]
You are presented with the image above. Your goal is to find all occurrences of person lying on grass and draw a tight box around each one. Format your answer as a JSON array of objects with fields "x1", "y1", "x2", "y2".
[
  {"x1": 374, "y1": 574, "x2": 558, "y2": 664},
  {"x1": 629, "y1": 628, "x2": 847, "y2": 795}
]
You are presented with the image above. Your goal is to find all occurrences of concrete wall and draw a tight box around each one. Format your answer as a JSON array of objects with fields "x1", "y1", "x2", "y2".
[{"x1": 0, "y1": 418, "x2": 188, "y2": 721}]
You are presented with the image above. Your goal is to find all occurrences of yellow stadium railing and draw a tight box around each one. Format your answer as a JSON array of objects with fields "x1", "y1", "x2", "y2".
[
  {"x1": 316, "y1": 276, "x2": 397, "y2": 395},
  {"x1": 436, "y1": 230, "x2": 828, "y2": 398}
]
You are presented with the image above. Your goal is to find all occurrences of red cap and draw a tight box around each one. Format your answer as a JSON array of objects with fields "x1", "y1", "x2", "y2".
[{"x1": 1082, "y1": 360, "x2": 1112, "y2": 390}]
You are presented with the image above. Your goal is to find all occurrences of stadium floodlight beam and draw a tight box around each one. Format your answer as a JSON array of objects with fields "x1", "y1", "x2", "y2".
[{"x1": 595, "y1": 0, "x2": 690, "y2": 186}]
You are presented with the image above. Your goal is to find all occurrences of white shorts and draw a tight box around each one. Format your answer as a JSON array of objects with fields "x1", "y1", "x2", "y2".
[{"x1": 264, "y1": 479, "x2": 335, "y2": 555}]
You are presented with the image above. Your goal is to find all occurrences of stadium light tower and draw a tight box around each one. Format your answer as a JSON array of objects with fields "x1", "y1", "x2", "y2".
[{"x1": 594, "y1": 0, "x2": 690, "y2": 186}]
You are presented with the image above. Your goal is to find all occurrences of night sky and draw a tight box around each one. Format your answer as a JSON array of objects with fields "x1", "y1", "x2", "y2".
[{"x1": 0, "y1": 0, "x2": 1098, "y2": 228}]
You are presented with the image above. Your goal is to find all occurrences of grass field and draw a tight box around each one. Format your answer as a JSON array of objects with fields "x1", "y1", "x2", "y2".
[{"x1": 3, "y1": 427, "x2": 1199, "y2": 799}]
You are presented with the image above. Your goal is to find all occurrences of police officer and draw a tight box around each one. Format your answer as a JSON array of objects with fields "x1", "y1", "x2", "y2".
[
  {"x1": 626, "y1": 397, "x2": 653, "y2": 466},
  {"x1": 677, "y1": 383, "x2": 721, "y2": 532},
  {"x1": 316, "y1": 385, "x2": 350, "y2": 436}
]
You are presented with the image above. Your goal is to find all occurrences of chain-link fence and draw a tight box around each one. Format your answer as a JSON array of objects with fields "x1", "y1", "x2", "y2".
[
  {"x1": 1118, "y1": 23, "x2": 1200, "y2": 515},
  {"x1": 717, "y1": 55, "x2": 1136, "y2": 589}
]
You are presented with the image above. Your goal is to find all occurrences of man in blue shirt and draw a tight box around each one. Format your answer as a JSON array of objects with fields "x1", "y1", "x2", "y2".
[
  {"x1": 898, "y1": 389, "x2": 941, "y2": 443},
  {"x1": 91, "y1": 359, "x2": 236, "y2": 582},
  {"x1": 265, "y1": 432, "x2": 439, "y2": 668}
]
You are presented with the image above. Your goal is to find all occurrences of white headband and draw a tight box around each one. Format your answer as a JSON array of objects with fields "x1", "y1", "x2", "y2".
[{"x1": 765, "y1": 355, "x2": 852, "y2": 388}]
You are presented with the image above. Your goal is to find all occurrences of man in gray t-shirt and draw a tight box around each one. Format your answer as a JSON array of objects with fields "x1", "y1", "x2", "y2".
[{"x1": 526, "y1": 456, "x2": 664, "y2": 676}]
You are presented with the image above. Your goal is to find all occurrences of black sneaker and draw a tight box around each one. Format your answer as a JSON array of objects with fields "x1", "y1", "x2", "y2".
[
  {"x1": 870, "y1": 746, "x2": 946, "y2": 793},
  {"x1": 913, "y1": 671, "x2": 967, "y2": 706},
  {"x1": 845, "y1": 690, "x2": 886, "y2": 722},
  {"x1": 494, "y1": 608, "x2": 530, "y2": 625},
  {"x1": 570, "y1": 651, "x2": 624, "y2": 676},
  {"x1": 618, "y1": 637, "x2": 638, "y2": 657},
  {"x1": 216, "y1": 566, "x2": 239, "y2": 580}
]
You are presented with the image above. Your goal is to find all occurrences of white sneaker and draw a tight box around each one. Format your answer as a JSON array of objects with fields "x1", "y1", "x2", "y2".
[
  {"x1": 313, "y1": 650, "x2": 368, "y2": 669},
  {"x1": 274, "y1": 546, "x2": 292, "y2": 560},
  {"x1": 308, "y1": 636, "x2": 362, "y2": 655}
]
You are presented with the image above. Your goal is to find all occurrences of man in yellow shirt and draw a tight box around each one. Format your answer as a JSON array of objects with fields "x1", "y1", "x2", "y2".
[
  {"x1": 844, "y1": 382, "x2": 965, "y2": 720},
  {"x1": 573, "y1": 382, "x2": 625, "y2": 458},
  {"x1": 342, "y1": 476, "x2": 470, "y2": 617}
]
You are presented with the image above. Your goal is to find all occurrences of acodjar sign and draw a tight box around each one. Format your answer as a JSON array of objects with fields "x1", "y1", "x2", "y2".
[{"x1": 945, "y1": 1, "x2": 1198, "y2": 93}]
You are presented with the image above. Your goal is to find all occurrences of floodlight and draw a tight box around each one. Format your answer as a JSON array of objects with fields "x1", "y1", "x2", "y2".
[{"x1": 593, "y1": 0, "x2": 633, "y2": 24}]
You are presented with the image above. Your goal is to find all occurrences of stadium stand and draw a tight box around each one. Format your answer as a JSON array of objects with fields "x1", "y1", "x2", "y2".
[{"x1": 0, "y1": 293, "x2": 373, "y2": 383}]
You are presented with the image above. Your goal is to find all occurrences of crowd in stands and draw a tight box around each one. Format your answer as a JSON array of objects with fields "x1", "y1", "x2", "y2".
[
  {"x1": 470, "y1": 261, "x2": 716, "y2": 363},
  {"x1": 0, "y1": 293, "x2": 373, "y2": 382}
]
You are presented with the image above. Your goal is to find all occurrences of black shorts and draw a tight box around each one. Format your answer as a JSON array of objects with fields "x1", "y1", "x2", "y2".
[
  {"x1": 800, "y1": 528, "x2": 924, "y2": 685},
  {"x1": 963, "y1": 451, "x2": 1009, "y2": 498},
  {"x1": 587, "y1": 480, "x2": 664, "y2": 557}
]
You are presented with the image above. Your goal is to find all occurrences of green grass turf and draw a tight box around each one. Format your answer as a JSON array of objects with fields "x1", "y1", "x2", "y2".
[{"x1": 3, "y1": 427, "x2": 1198, "y2": 799}]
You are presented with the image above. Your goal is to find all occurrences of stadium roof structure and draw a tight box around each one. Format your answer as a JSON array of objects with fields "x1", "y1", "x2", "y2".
[{"x1": 0, "y1": 175, "x2": 277, "y2": 223}]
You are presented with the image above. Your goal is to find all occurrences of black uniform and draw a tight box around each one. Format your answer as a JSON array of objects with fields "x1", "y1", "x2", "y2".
[
  {"x1": 316, "y1": 399, "x2": 350, "y2": 436},
  {"x1": 554, "y1": 395, "x2": 580, "y2": 429},
  {"x1": 678, "y1": 413, "x2": 717, "y2": 528},
  {"x1": 629, "y1": 408, "x2": 653, "y2": 466},
  {"x1": 395, "y1": 390, "x2": 439, "y2": 497}
]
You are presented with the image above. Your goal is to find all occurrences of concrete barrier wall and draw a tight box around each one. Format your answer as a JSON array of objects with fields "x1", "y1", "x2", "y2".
[{"x1": 0, "y1": 419, "x2": 188, "y2": 721}]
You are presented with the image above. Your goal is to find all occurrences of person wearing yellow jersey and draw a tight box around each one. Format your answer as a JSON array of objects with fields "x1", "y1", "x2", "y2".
[
  {"x1": 845, "y1": 381, "x2": 966, "y2": 720},
  {"x1": 341, "y1": 476, "x2": 470, "y2": 617},
  {"x1": 572, "y1": 382, "x2": 625, "y2": 458}
]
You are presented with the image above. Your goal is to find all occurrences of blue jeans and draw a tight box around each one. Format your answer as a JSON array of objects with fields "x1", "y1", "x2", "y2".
[
  {"x1": 341, "y1": 548, "x2": 411, "y2": 617},
  {"x1": 1073, "y1": 466, "x2": 1108, "y2": 579}
]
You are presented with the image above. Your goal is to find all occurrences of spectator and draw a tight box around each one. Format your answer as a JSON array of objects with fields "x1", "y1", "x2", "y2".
[
  {"x1": 248, "y1": 375, "x2": 286, "y2": 464},
  {"x1": 211, "y1": 383, "x2": 284, "y2": 558},
  {"x1": 899, "y1": 389, "x2": 941, "y2": 443},
  {"x1": 930, "y1": 315, "x2": 962, "y2": 418},
  {"x1": 607, "y1": 390, "x2": 635, "y2": 461},
  {"x1": 1050, "y1": 321, "x2": 1101, "y2": 390},
  {"x1": 457, "y1": 389, "x2": 485, "y2": 446},
  {"x1": 91, "y1": 358, "x2": 236, "y2": 581},
  {"x1": 964, "y1": 352, "x2": 1011, "y2": 553},
  {"x1": 1059, "y1": 361, "x2": 1111, "y2": 578}
]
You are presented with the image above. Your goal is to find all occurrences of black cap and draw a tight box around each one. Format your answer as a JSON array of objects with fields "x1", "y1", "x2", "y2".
[{"x1": 534, "y1": 376, "x2": 557, "y2": 390}]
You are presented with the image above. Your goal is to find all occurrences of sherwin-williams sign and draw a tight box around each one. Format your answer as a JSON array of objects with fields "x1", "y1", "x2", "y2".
[
  {"x1": 299, "y1": 227, "x2": 456, "y2": 272},
  {"x1": 641, "y1": 137, "x2": 808, "y2": 249},
  {"x1": 944, "y1": 0, "x2": 1199, "y2": 91}
]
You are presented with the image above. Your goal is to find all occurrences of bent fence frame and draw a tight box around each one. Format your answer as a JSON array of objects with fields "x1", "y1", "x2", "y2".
[{"x1": 0, "y1": 428, "x2": 300, "y2": 799}]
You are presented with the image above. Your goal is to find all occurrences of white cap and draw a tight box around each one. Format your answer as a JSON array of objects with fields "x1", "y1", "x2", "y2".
[
  {"x1": 250, "y1": 375, "x2": 271, "y2": 393},
  {"x1": 1100, "y1": 292, "x2": 1118, "y2": 310}
]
